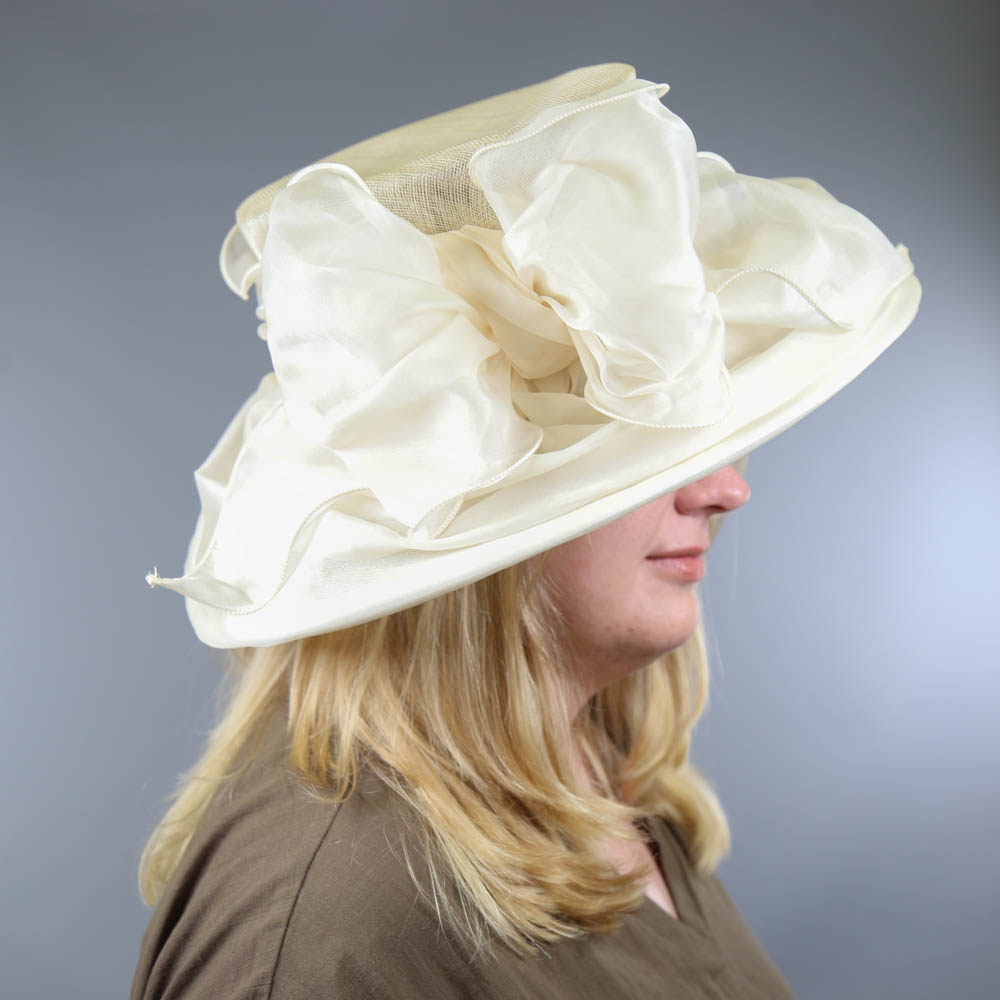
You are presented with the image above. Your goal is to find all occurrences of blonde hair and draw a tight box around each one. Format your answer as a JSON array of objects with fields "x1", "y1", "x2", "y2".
[{"x1": 138, "y1": 490, "x2": 745, "y2": 956}]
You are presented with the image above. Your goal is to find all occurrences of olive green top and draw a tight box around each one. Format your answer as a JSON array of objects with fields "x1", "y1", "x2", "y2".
[{"x1": 131, "y1": 713, "x2": 797, "y2": 999}]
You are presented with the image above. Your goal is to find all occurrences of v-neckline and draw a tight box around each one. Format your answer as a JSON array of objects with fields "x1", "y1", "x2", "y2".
[
  {"x1": 625, "y1": 815, "x2": 729, "y2": 981},
  {"x1": 635, "y1": 815, "x2": 710, "y2": 938}
]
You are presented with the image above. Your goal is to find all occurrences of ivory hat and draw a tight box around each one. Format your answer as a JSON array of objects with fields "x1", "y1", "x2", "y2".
[{"x1": 145, "y1": 62, "x2": 921, "y2": 649}]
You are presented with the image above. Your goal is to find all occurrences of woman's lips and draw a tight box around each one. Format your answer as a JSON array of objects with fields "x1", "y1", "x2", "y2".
[
  {"x1": 646, "y1": 554, "x2": 706, "y2": 581},
  {"x1": 647, "y1": 546, "x2": 707, "y2": 558}
]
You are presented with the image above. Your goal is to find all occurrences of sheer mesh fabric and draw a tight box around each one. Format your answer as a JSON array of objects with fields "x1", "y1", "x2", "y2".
[{"x1": 236, "y1": 63, "x2": 634, "y2": 237}]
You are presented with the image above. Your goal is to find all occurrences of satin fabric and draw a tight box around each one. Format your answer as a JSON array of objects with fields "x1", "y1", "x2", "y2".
[{"x1": 146, "y1": 77, "x2": 919, "y2": 647}]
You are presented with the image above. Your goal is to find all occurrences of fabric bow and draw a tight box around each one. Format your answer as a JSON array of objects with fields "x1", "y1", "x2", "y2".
[{"x1": 255, "y1": 82, "x2": 910, "y2": 535}]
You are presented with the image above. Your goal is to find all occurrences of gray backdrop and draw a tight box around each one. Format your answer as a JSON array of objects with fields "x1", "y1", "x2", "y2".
[{"x1": 3, "y1": 1, "x2": 997, "y2": 997}]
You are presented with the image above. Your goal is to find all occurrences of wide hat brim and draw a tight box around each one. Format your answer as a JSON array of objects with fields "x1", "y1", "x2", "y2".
[{"x1": 145, "y1": 64, "x2": 921, "y2": 648}]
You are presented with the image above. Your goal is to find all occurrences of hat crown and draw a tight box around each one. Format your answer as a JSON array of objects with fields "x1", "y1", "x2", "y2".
[{"x1": 238, "y1": 63, "x2": 637, "y2": 247}]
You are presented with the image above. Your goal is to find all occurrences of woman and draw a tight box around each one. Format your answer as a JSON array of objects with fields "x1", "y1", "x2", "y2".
[{"x1": 133, "y1": 62, "x2": 920, "y2": 998}]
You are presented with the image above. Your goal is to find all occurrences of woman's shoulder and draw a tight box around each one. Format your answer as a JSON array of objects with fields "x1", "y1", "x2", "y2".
[
  {"x1": 268, "y1": 760, "x2": 479, "y2": 997},
  {"x1": 132, "y1": 715, "x2": 473, "y2": 1000}
]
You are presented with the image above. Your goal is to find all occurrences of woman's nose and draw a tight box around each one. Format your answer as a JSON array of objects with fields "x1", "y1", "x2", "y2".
[{"x1": 674, "y1": 464, "x2": 751, "y2": 515}]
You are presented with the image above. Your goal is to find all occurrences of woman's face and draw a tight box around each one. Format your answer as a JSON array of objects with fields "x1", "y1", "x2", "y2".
[{"x1": 540, "y1": 464, "x2": 751, "y2": 709}]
